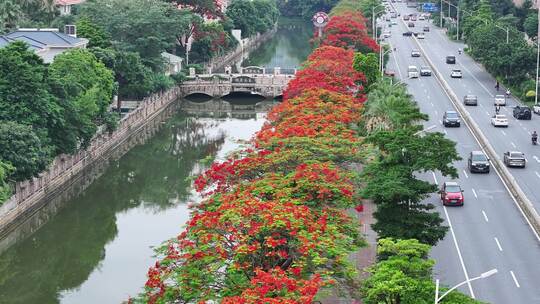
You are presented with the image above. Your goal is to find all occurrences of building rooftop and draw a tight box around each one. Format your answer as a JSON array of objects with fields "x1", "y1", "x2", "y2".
[{"x1": 0, "y1": 29, "x2": 86, "y2": 51}]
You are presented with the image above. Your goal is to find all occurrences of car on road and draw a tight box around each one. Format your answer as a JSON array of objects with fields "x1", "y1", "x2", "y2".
[
  {"x1": 504, "y1": 151, "x2": 526, "y2": 168},
  {"x1": 513, "y1": 106, "x2": 532, "y2": 120},
  {"x1": 403, "y1": 31, "x2": 413, "y2": 36},
  {"x1": 411, "y1": 49, "x2": 421, "y2": 57},
  {"x1": 450, "y1": 69, "x2": 462, "y2": 78},
  {"x1": 494, "y1": 94, "x2": 506, "y2": 106},
  {"x1": 533, "y1": 104, "x2": 540, "y2": 115},
  {"x1": 468, "y1": 151, "x2": 490, "y2": 173},
  {"x1": 383, "y1": 30, "x2": 391, "y2": 38},
  {"x1": 491, "y1": 114, "x2": 509, "y2": 127},
  {"x1": 408, "y1": 65, "x2": 419, "y2": 78},
  {"x1": 446, "y1": 55, "x2": 456, "y2": 64},
  {"x1": 403, "y1": 15, "x2": 410, "y2": 20},
  {"x1": 419, "y1": 15, "x2": 426, "y2": 20},
  {"x1": 384, "y1": 69, "x2": 396, "y2": 77},
  {"x1": 463, "y1": 95, "x2": 478, "y2": 106},
  {"x1": 439, "y1": 182, "x2": 464, "y2": 206},
  {"x1": 423, "y1": 26, "x2": 430, "y2": 32},
  {"x1": 417, "y1": 32, "x2": 425, "y2": 39},
  {"x1": 443, "y1": 110, "x2": 461, "y2": 127},
  {"x1": 408, "y1": 22, "x2": 415, "y2": 27},
  {"x1": 420, "y1": 66, "x2": 432, "y2": 76},
  {"x1": 410, "y1": 15, "x2": 417, "y2": 21},
  {"x1": 392, "y1": 20, "x2": 398, "y2": 25},
  {"x1": 385, "y1": 16, "x2": 391, "y2": 21},
  {"x1": 391, "y1": 12, "x2": 397, "y2": 18}
]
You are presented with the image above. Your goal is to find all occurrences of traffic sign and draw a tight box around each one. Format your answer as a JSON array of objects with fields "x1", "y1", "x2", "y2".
[{"x1": 422, "y1": 3, "x2": 439, "y2": 12}]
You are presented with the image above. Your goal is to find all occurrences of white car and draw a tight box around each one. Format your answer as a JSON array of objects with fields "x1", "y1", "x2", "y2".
[
  {"x1": 411, "y1": 49, "x2": 421, "y2": 57},
  {"x1": 408, "y1": 65, "x2": 419, "y2": 78},
  {"x1": 450, "y1": 69, "x2": 462, "y2": 78},
  {"x1": 491, "y1": 114, "x2": 509, "y2": 127},
  {"x1": 391, "y1": 20, "x2": 398, "y2": 25},
  {"x1": 419, "y1": 15, "x2": 426, "y2": 20},
  {"x1": 383, "y1": 30, "x2": 391, "y2": 38},
  {"x1": 533, "y1": 104, "x2": 540, "y2": 115},
  {"x1": 494, "y1": 94, "x2": 506, "y2": 106},
  {"x1": 417, "y1": 32, "x2": 425, "y2": 39}
]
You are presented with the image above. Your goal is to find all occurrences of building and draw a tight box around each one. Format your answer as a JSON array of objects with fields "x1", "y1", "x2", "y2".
[
  {"x1": 161, "y1": 52, "x2": 184, "y2": 75},
  {"x1": 0, "y1": 29, "x2": 89, "y2": 63},
  {"x1": 55, "y1": 0, "x2": 86, "y2": 15}
]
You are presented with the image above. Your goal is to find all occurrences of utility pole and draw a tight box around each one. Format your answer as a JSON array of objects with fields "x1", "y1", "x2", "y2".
[{"x1": 535, "y1": 7, "x2": 540, "y2": 105}]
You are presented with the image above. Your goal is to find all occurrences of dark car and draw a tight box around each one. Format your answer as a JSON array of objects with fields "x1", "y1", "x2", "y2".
[
  {"x1": 503, "y1": 151, "x2": 526, "y2": 168},
  {"x1": 403, "y1": 31, "x2": 413, "y2": 36},
  {"x1": 513, "y1": 106, "x2": 532, "y2": 120},
  {"x1": 439, "y1": 182, "x2": 464, "y2": 206},
  {"x1": 408, "y1": 22, "x2": 415, "y2": 27},
  {"x1": 423, "y1": 26, "x2": 430, "y2": 32},
  {"x1": 446, "y1": 55, "x2": 456, "y2": 64},
  {"x1": 463, "y1": 95, "x2": 478, "y2": 106},
  {"x1": 468, "y1": 151, "x2": 490, "y2": 173},
  {"x1": 443, "y1": 110, "x2": 460, "y2": 127},
  {"x1": 420, "y1": 66, "x2": 432, "y2": 76}
]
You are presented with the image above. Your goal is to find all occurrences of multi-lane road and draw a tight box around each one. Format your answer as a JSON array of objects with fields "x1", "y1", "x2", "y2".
[{"x1": 381, "y1": 3, "x2": 540, "y2": 303}]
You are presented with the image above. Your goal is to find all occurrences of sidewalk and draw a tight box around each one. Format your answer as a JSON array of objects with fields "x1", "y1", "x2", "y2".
[{"x1": 320, "y1": 198, "x2": 378, "y2": 304}]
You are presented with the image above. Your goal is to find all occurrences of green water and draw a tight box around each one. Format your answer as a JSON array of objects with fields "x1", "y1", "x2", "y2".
[{"x1": 0, "y1": 19, "x2": 312, "y2": 304}]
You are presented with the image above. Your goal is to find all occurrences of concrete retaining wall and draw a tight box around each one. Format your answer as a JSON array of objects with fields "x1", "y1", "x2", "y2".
[{"x1": 0, "y1": 87, "x2": 181, "y2": 238}]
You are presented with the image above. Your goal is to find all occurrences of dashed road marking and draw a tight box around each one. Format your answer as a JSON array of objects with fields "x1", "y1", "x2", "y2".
[
  {"x1": 536, "y1": 171, "x2": 540, "y2": 179},
  {"x1": 494, "y1": 237, "x2": 503, "y2": 251},
  {"x1": 432, "y1": 172, "x2": 438, "y2": 185},
  {"x1": 463, "y1": 170, "x2": 469, "y2": 179},
  {"x1": 482, "y1": 210, "x2": 489, "y2": 222},
  {"x1": 511, "y1": 142, "x2": 516, "y2": 148},
  {"x1": 472, "y1": 188, "x2": 478, "y2": 198},
  {"x1": 510, "y1": 271, "x2": 521, "y2": 288},
  {"x1": 501, "y1": 130, "x2": 507, "y2": 136}
]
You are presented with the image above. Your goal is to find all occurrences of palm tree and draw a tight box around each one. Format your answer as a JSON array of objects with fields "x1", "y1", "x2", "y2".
[{"x1": 363, "y1": 80, "x2": 427, "y2": 132}]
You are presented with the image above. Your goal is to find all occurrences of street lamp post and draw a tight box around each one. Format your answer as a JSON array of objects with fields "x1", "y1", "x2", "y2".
[
  {"x1": 372, "y1": 5, "x2": 386, "y2": 40},
  {"x1": 534, "y1": 6, "x2": 540, "y2": 105},
  {"x1": 434, "y1": 269, "x2": 498, "y2": 304},
  {"x1": 379, "y1": 44, "x2": 392, "y2": 76}
]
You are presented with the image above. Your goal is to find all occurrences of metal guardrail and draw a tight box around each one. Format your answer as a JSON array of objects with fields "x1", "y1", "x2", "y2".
[{"x1": 396, "y1": 12, "x2": 540, "y2": 239}]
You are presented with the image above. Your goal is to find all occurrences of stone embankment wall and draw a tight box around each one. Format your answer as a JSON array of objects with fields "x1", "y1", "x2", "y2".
[
  {"x1": 206, "y1": 28, "x2": 277, "y2": 72},
  {"x1": 0, "y1": 87, "x2": 181, "y2": 238}
]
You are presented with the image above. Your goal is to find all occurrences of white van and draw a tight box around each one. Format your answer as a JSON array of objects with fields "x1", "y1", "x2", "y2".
[{"x1": 408, "y1": 65, "x2": 419, "y2": 78}]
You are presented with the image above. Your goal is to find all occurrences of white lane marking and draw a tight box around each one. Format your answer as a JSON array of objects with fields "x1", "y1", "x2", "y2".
[
  {"x1": 519, "y1": 122, "x2": 523, "y2": 126},
  {"x1": 511, "y1": 142, "x2": 516, "y2": 148},
  {"x1": 431, "y1": 102, "x2": 434, "y2": 106},
  {"x1": 435, "y1": 110, "x2": 438, "y2": 115},
  {"x1": 535, "y1": 171, "x2": 540, "y2": 179},
  {"x1": 427, "y1": 95, "x2": 431, "y2": 99},
  {"x1": 444, "y1": 207, "x2": 476, "y2": 297},
  {"x1": 534, "y1": 155, "x2": 540, "y2": 163},
  {"x1": 510, "y1": 271, "x2": 521, "y2": 288},
  {"x1": 432, "y1": 171, "x2": 438, "y2": 185},
  {"x1": 390, "y1": 41, "x2": 403, "y2": 79},
  {"x1": 494, "y1": 237, "x2": 503, "y2": 251},
  {"x1": 472, "y1": 188, "x2": 478, "y2": 198},
  {"x1": 482, "y1": 210, "x2": 489, "y2": 222},
  {"x1": 457, "y1": 59, "x2": 494, "y2": 97},
  {"x1": 501, "y1": 130, "x2": 507, "y2": 136},
  {"x1": 444, "y1": 130, "x2": 448, "y2": 135},
  {"x1": 463, "y1": 170, "x2": 469, "y2": 179},
  {"x1": 439, "y1": 120, "x2": 443, "y2": 124},
  {"x1": 486, "y1": 111, "x2": 491, "y2": 116}
]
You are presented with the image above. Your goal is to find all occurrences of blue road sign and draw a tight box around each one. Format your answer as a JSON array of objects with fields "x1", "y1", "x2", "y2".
[{"x1": 422, "y1": 3, "x2": 439, "y2": 12}]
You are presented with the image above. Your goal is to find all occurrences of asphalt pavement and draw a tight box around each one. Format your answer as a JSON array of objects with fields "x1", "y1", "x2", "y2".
[{"x1": 381, "y1": 5, "x2": 540, "y2": 303}]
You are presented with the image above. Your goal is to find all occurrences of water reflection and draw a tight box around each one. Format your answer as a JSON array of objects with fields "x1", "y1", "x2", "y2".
[{"x1": 0, "y1": 101, "x2": 268, "y2": 304}]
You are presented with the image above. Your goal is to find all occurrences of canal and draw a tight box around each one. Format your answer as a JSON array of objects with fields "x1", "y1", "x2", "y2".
[{"x1": 0, "y1": 18, "x2": 312, "y2": 304}]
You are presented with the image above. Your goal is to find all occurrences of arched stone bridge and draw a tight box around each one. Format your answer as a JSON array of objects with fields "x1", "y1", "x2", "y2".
[{"x1": 179, "y1": 66, "x2": 296, "y2": 98}]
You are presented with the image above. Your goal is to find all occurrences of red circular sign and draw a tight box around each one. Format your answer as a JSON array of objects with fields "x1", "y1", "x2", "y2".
[{"x1": 312, "y1": 12, "x2": 329, "y2": 28}]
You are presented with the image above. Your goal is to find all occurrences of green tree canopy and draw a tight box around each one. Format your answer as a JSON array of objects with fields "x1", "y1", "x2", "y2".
[
  {"x1": 48, "y1": 49, "x2": 115, "y2": 151},
  {"x1": 79, "y1": 0, "x2": 196, "y2": 71},
  {"x1": 0, "y1": 121, "x2": 52, "y2": 181},
  {"x1": 76, "y1": 17, "x2": 111, "y2": 48},
  {"x1": 0, "y1": 160, "x2": 14, "y2": 202},
  {"x1": 276, "y1": 0, "x2": 339, "y2": 17},
  {"x1": 353, "y1": 52, "x2": 380, "y2": 92},
  {"x1": 226, "y1": 0, "x2": 278, "y2": 38}
]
